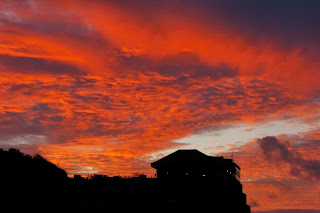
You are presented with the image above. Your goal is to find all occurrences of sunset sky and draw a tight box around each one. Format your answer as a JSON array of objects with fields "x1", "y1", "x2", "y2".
[{"x1": 1, "y1": 0, "x2": 320, "y2": 212}]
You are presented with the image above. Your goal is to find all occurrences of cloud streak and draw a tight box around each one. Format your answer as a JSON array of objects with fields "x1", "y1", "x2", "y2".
[
  {"x1": 1, "y1": 1, "x2": 320, "y2": 211},
  {"x1": 258, "y1": 136, "x2": 320, "y2": 180},
  {"x1": 220, "y1": 132, "x2": 320, "y2": 211}
]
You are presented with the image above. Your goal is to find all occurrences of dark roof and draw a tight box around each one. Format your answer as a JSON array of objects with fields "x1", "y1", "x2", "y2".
[{"x1": 151, "y1": 149, "x2": 240, "y2": 169}]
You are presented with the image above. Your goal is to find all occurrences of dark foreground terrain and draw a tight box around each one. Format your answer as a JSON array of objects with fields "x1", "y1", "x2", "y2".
[{"x1": 0, "y1": 149, "x2": 250, "y2": 213}]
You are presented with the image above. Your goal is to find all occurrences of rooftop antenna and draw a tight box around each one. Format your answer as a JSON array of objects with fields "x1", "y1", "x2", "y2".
[{"x1": 231, "y1": 151, "x2": 234, "y2": 160}]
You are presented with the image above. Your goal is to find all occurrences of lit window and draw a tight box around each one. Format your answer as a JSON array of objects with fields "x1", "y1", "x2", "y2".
[{"x1": 203, "y1": 174, "x2": 206, "y2": 177}]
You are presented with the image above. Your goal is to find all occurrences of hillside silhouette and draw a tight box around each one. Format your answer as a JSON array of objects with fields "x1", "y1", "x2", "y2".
[{"x1": 0, "y1": 148, "x2": 250, "y2": 213}]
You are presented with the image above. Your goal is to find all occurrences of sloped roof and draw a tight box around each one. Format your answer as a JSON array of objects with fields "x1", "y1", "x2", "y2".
[
  {"x1": 151, "y1": 149, "x2": 207, "y2": 169},
  {"x1": 151, "y1": 149, "x2": 240, "y2": 169}
]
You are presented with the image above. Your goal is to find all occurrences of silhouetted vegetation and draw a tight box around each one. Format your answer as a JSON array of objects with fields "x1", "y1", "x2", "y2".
[{"x1": 0, "y1": 148, "x2": 250, "y2": 213}]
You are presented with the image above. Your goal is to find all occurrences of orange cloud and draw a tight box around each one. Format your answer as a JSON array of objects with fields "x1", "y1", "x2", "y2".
[
  {"x1": 1, "y1": 1, "x2": 320, "y2": 211},
  {"x1": 221, "y1": 133, "x2": 320, "y2": 211}
]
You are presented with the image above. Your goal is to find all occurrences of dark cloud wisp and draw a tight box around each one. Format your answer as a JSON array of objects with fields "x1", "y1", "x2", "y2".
[{"x1": 258, "y1": 136, "x2": 320, "y2": 180}]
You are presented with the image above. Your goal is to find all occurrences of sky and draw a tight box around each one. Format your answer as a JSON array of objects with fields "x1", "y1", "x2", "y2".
[{"x1": 1, "y1": 0, "x2": 320, "y2": 212}]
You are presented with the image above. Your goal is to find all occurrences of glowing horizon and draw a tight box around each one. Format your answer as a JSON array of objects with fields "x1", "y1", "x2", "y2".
[{"x1": 1, "y1": 1, "x2": 320, "y2": 212}]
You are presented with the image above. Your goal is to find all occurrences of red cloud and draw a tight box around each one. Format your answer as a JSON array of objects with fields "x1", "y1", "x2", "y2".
[
  {"x1": 219, "y1": 132, "x2": 320, "y2": 211},
  {"x1": 1, "y1": 1, "x2": 320, "y2": 211}
]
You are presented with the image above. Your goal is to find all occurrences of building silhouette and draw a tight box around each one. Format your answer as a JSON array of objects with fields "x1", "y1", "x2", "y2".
[
  {"x1": 1, "y1": 148, "x2": 251, "y2": 212},
  {"x1": 151, "y1": 149, "x2": 251, "y2": 213}
]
